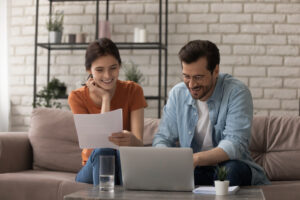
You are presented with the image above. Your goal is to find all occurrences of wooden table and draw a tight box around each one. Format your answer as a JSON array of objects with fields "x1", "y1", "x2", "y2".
[{"x1": 64, "y1": 186, "x2": 265, "y2": 200}]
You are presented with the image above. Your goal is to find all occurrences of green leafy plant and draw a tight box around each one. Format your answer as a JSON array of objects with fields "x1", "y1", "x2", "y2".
[
  {"x1": 46, "y1": 10, "x2": 64, "y2": 32},
  {"x1": 35, "y1": 78, "x2": 67, "y2": 108},
  {"x1": 123, "y1": 60, "x2": 144, "y2": 84},
  {"x1": 216, "y1": 166, "x2": 228, "y2": 181}
]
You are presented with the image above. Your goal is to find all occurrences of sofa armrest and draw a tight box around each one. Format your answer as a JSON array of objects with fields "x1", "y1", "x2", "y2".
[{"x1": 0, "y1": 132, "x2": 32, "y2": 173}]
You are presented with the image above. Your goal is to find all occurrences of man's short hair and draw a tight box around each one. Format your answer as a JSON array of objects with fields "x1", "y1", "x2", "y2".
[{"x1": 178, "y1": 40, "x2": 220, "y2": 73}]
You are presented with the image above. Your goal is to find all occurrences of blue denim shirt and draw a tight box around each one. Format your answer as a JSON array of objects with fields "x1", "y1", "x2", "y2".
[{"x1": 153, "y1": 73, "x2": 270, "y2": 185}]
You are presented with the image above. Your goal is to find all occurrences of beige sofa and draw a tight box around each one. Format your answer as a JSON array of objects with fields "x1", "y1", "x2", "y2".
[{"x1": 0, "y1": 108, "x2": 300, "y2": 200}]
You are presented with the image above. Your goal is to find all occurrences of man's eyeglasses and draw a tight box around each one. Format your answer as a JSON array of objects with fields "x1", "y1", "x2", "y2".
[{"x1": 182, "y1": 74, "x2": 206, "y2": 82}]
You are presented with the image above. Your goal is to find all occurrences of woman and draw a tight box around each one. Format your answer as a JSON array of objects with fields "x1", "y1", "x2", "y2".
[{"x1": 68, "y1": 38, "x2": 147, "y2": 185}]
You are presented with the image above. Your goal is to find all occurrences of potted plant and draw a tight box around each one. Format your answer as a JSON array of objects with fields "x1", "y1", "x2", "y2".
[
  {"x1": 47, "y1": 77, "x2": 67, "y2": 98},
  {"x1": 214, "y1": 166, "x2": 229, "y2": 195},
  {"x1": 123, "y1": 60, "x2": 144, "y2": 84},
  {"x1": 35, "y1": 78, "x2": 67, "y2": 108},
  {"x1": 46, "y1": 10, "x2": 64, "y2": 43}
]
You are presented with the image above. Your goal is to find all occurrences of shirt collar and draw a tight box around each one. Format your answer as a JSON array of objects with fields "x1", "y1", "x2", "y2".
[
  {"x1": 207, "y1": 73, "x2": 224, "y2": 104},
  {"x1": 185, "y1": 88, "x2": 196, "y2": 107}
]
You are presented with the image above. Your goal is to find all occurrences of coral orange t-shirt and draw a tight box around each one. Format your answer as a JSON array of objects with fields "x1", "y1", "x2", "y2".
[{"x1": 68, "y1": 80, "x2": 147, "y2": 165}]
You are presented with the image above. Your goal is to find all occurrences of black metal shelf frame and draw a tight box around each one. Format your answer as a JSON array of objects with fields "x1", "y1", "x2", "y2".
[
  {"x1": 33, "y1": 0, "x2": 168, "y2": 118},
  {"x1": 41, "y1": 95, "x2": 165, "y2": 101},
  {"x1": 37, "y1": 42, "x2": 167, "y2": 50}
]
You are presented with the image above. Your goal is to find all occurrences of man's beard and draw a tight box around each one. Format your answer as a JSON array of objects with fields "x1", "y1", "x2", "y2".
[{"x1": 188, "y1": 79, "x2": 214, "y2": 100}]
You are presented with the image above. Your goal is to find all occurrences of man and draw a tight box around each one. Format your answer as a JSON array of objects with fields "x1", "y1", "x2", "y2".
[{"x1": 153, "y1": 40, "x2": 269, "y2": 186}]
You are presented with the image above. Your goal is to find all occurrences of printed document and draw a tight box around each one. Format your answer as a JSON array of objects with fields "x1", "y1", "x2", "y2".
[
  {"x1": 73, "y1": 109, "x2": 122, "y2": 149},
  {"x1": 193, "y1": 185, "x2": 240, "y2": 195}
]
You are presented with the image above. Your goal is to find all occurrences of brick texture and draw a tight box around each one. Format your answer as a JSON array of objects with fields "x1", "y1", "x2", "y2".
[{"x1": 8, "y1": 0, "x2": 300, "y2": 131}]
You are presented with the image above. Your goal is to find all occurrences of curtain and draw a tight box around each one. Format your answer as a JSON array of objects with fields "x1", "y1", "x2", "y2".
[{"x1": 0, "y1": 0, "x2": 10, "y2": 131}]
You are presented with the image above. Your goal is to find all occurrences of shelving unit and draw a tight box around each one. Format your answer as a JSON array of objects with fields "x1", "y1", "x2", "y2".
[{"x1": 33, "y1": 0, "x2": 168, "y2": 117}]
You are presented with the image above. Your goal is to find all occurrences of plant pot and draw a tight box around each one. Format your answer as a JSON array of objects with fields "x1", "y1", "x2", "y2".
[
  {"x1": 49, "y1": 31, "x2": 62, "y2": 43},
  {"x1": 214, "y1": 180, "x2": 229, "y2": 195}
]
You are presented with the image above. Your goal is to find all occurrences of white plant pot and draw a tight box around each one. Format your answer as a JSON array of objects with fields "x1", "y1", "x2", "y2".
[
  {"x1": 214, "y1": 180, "x2": 229, "y2": 195},
  {"x1": 49, "y1": 31, "x2": 62, "y2": 43}
]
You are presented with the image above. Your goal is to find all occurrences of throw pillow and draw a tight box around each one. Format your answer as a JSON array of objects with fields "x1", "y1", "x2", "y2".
[{"x1": 28, "y1": 108, "x2": 82, "y2": 173}]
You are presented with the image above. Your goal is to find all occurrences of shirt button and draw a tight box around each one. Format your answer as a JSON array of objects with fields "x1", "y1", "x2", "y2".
[{"x1": 189, "y1": 131, "x2": 192, "y2": 135}]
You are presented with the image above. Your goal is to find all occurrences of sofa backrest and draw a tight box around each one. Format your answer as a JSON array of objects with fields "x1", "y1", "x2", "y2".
[
  {"x1": 143, "y1": 118, "x2": 160, "y2": 146},
  {"x1": 250, "y1": 115, "x2": 300, "y2": 181},
  {"x1": 29, "y1": 108, "x2": 300, "y2": 181}
]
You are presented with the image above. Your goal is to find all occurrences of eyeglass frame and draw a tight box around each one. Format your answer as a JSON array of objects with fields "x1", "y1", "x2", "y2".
[{"x1": 181, "y1": 73, "x2": 208, "y2": 82}]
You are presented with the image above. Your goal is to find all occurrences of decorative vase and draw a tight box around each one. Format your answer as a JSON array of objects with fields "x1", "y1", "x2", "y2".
[
  {"x1": 214, "y1": 180, "x2": 229, "y2": 195},
  {"x1": 98, "y1": 20, "x2": 111, "y2": 39},
  {"x1": 49, "y1": 31, "x2": 62, "y2": 43},
  {"x1": 68, "y1": 34, "x2": 76, "y2": 43},
  {"x1": 76, "y1": 33, "x2": 87, "y2": 43}
]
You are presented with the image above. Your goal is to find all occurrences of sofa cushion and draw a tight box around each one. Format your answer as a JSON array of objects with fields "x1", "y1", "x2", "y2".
[
  {"x1": 261, "y1": 182, "x2": 300, "y2": 200},
  {"x1": 0, "y1": 170, "x2": 89, "y2": 200},
  {"x1": 143, "y1": 118, "x2": 160, "y2": 146},
  {"x1": 250, "y1": 116, "x2": 300, "y2": 181},
  {"x1": 28, "y1": 108, "x2": 82, "y2": 173},
  {"x1": 250, "y1": 116, "x2": 268, "y2": 167}
]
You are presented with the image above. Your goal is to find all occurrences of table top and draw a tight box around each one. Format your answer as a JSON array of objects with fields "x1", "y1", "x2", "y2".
[{"x1": 64, "y1": 186, "x2": 265, "y2": 200}]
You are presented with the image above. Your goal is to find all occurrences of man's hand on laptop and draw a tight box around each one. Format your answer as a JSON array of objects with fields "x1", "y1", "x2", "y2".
[
  {"x1": 109, "y1": 130, "x2": 143, "y2": 146},
  {"x1": 192, "y1": 148, "x2": 230, "y2": 168}
]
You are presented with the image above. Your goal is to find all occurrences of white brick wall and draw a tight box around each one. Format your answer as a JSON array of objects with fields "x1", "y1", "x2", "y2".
[{"x1": 8, "y1": 0, "x2": 300, "y2": 131}]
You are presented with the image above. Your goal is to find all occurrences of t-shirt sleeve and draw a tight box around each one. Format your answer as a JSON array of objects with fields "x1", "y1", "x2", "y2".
[
  {"x1": 129, "y1": 83, "x2": 148, "y2": 111},
  {"x1": 68, "y1": 90, "x2": 92, "y2": 165},
  {"x1": 68, "y1": 90, "x2": 89, "y2": 114}
]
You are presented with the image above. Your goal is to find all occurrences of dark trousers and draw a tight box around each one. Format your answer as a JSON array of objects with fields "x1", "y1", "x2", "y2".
[{"x1": 194, "y1": 160, "x2": 252, "y2": 186}]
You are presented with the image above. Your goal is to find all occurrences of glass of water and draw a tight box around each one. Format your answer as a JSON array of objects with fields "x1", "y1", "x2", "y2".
[{"x1": 99, "y1": 155, "x2": 115, "y2": 192}]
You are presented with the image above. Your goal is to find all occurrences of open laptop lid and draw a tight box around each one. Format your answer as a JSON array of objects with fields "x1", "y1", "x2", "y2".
[{"x1": 119, "y1": 147, "x2": 194, "y2": 191}]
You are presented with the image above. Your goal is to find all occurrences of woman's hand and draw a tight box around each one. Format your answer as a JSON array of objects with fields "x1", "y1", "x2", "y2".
[
  {"x1": 86, "y1": 77, "x2": 110, "y2": 101},
  {"x1": 86, "y1": 78, "x2": 110, "y2": 113},
  {"x1": 108, "y1": 130, "x2": 143, "y2": 147}
]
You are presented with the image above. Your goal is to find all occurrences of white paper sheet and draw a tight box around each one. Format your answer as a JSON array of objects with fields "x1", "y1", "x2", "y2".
[
  {"x1": 73, "y1": 109, "x2": 122, "y2": 149},
  {"x1": 193, "y1": 185, "x2": 240, "y2": 195}
]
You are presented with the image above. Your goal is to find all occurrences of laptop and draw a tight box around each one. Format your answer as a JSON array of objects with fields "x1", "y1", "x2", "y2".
[{"x1": 119, "y1": 147, "x2": 194, "y2": 191}]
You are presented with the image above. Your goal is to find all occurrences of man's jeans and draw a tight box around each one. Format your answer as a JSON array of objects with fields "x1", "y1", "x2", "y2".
[
  {"x1": 194, "y1": 160, "x2": 252, "y2": 186},
  {"x1": 75, "y1": 148, "x2": 122, "y2": 186}
]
